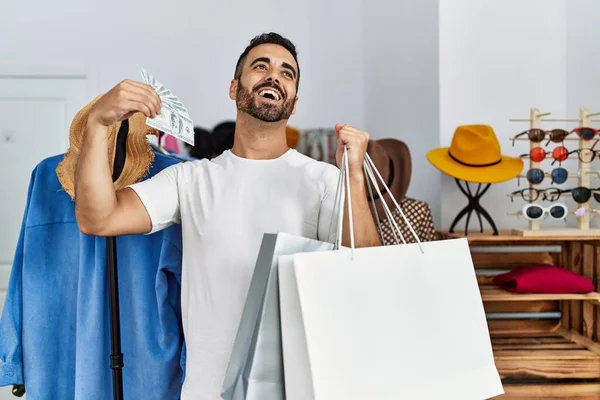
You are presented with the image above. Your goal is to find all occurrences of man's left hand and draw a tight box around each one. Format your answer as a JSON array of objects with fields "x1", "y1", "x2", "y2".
[{"x1": 335, "y1": 123, "x2": 370, "y2": 182}]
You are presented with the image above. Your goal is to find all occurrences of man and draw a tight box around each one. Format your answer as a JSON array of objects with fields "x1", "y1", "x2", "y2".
[{"x1": 75, "y1": 32, "x2": 381, "y2": 399}]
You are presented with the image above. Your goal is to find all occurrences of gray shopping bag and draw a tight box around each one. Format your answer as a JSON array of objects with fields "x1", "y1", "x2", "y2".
[{"x1": 220, "y1": 232, "x2": 333, "y2": 400}]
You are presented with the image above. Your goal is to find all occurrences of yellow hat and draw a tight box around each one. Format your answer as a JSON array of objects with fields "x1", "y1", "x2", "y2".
[{"x1": 426, "y1": 125, "x2": 523, "y2": 183}]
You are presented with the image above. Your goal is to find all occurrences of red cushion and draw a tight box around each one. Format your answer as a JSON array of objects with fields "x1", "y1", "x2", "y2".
[{"x1": 492, "y1": 264, "x2": 595, "y2": 294}]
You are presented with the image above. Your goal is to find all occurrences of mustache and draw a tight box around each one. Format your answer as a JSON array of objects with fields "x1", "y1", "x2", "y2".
[{"x1": 253, "y1": 82, "x2": 285, "y2": 100}]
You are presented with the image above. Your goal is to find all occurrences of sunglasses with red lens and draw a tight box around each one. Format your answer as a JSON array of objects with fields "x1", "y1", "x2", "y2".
[
  {"x1": 520, "y1": 146, "x2": 569, "y2": 163},
  {"x1": 543, "y1": 127, "x2": 600, "y2": 146}
]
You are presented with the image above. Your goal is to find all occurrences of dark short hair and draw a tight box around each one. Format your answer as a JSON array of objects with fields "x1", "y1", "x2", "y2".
[{"x1": 234, "y1": 32, "x2": 300, "y2": 90}]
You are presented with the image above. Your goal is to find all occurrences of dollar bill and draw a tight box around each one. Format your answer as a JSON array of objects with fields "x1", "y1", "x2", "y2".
[
  {"x1": 162, "y1": 101, "x2": 189, "y2": 118},
  {"x1": 138, "y1": 64, "x2": 150, "y2": 84},
  {"x1": 162, "y1": 96, "x2": 185, "y2": 109},
  {"x1": 154, "y1": 84, "x2": 172, "y2": 97},
  {"x1": 160, "y1": 96, "x2": 186, "y2": 111},
  {"x1": 146, "y1": 105, "x2": 195, "y2": 145},
  {"x1": 137, "y1": 65, "x2": 195, "y2": 146}
]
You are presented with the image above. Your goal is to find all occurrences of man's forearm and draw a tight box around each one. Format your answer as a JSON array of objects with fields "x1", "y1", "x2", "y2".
[
  {"x1": 74, "y1": 121, "x2": 118, "y2": 233},
  {"x1": 341, "y1": 173, "x2": 382, "y2": 248}
]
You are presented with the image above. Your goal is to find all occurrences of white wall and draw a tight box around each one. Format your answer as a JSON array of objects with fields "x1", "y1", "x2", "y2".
[
  {"x1": 363, "y1": 0, "x2": 441, "y2": 226},
  {"x1": 566, "y1": 0, "x2": 600, "y2": 129},
  {"x1": 438, "y1": 0, "x2": 570, "y2": 232},
  {"x1": 6, "y1": 0, "x2": 598, "y2": 234},
  {"x1": 1, "y1": 0, "x2": 441, "y2": 222},
  {"x1": 0, "y1": 0, "x2": 365, "y2": 132},
  {"x1": 565, "y1": 0, "x2": 600, "y2": 227}
]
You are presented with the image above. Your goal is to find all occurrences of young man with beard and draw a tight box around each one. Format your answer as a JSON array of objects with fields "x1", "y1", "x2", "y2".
[{"x1": 74, "y1": 32, "x2": 381, "y2": 399}]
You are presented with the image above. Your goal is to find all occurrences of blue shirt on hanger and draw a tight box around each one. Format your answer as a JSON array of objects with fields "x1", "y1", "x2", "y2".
[{"x1": 0, "y1": 152, "x2": 185, "y2": 400}]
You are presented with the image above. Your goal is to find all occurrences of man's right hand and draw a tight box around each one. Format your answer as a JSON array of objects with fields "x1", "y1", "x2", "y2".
[
  {"x1": 74, "y1": 79, "x2": 161, "y2": 237},
  {"x1": 88, "y1": 79, "x2": 162, "y2": 128}
]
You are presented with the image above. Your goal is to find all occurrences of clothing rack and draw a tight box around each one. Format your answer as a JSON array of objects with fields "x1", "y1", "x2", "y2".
[
  {"x1": 107, "y1": 129, "x2": 185, "y2": 400},
  {"x1": 106, "y1": 119, "x2": 131, "y2": 400},
  {"x1": 9, "y1": 123, "x2": 183, "y2": 399}
]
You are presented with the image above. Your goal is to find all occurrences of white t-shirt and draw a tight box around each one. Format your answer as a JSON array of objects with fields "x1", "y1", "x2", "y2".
[{"x1": 129, "y1": 148, "x2": 340, "y2": 399}]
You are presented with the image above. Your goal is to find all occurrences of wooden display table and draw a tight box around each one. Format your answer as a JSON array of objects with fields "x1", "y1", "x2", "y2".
[{"x1": 441, "y1": 230, "x2": 600, "y2": 399}]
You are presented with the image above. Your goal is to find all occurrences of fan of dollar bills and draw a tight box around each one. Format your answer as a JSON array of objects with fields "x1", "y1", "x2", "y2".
[{"x1": 138, "y1": 65, "x2": 195, "y2": 146}]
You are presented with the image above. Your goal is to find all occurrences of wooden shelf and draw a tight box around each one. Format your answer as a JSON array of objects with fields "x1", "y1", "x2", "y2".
[
  {"x1": 440, "y1": 230, "x2": 600, "y2": 243},
  {"x1": 491, "y1": 330, "x2": 600, "y2": 380},
  {"x1": 493, "y1": 383, "x2": 600, "y2": 399},
  {"x1": 481, "y1": 286, "x2": 600, "y2": 304},
  {"x1": 455, "y1": 232, "x2": 600, "y2": 398},
  {"x1": 515, "y1": 228, "x2": 600, "y2": 238}
]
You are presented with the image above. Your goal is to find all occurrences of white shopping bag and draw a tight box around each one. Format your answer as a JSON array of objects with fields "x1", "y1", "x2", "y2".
[
  {"x1": 278, "y1": 149, "x2": 504, "y2": 399},
  {"x1": 220, "y1": 232, "x2": 333, "y2": 400},
  {"x1": 278, "y1": 254, "x2": 315, "y2": 400}
]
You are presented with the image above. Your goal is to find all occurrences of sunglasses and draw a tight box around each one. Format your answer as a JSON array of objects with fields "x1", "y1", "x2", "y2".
[
  {"x1": 551, "y1": 147, "x2": 600, "y2": 165},
  {"x1": 512, "y1": 127, "x2": 600, "y2": 147},
  {"x1": 521, "y1": 203, "x2": 568, "y2": 221},
  {"x1": 520, "y1": 167, "x2": 569, "y2": 186},
  {"x1": 546, "y1": 127, "x2": 600, "y2": 146},
  {"x1": 558, "y1": 186, "x2": 600, "y2": 204},
  {"x1": 512, "y1": 128, "x2": 569, "y2": 147},
  {"x1": 520, "y1": 146, "x2": 569, "y2": 163},
  {"x1": 575, "y1": 207, "x2": 600, "y2": 219},
  {"x1": 510, "y1": 187, "x2": 561, "y2": 202}
]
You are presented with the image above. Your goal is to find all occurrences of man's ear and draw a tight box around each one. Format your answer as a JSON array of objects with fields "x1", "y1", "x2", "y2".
[
  {"x1": 291, "y1": 96, "x2": 299, "y2": 115},
  {"x1": 229, "y1": 79, "x2": 238, "y2": 100}
]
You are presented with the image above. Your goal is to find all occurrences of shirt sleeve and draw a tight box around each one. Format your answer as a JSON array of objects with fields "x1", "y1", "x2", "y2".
[
  {"x1": 129, "y1": 163, "x2": 184, "y2": 234},
  {"x1": 317, "y1": 164, "x2": 342, "y2": 244},
  {"x1": 0, "y1": 231, "x2": 24, "y2": 387},
  {"x1": 0, "y1": 169, "x2": 35, "y2": 386}
]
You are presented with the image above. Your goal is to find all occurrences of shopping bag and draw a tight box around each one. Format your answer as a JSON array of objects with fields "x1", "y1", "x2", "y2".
[
  {"x1": 220, "y1": 232, "x2": 333, "y2": 400},
  {"x1": 278, "y1": 149, "x2": 503, "y2": 399},
  {"x1": 288, "y1": 239, "x2": 503, "y2": 399},
  {"x1": 278, "y1": 254, "x2": 315, "y2": 400}
]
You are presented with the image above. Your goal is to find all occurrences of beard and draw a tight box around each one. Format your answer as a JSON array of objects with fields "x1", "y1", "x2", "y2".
[{"x1": 236, "y1": 81, "x2": 295, "y2": 122}]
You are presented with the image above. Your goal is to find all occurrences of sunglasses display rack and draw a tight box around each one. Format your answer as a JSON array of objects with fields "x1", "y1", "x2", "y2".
[{"x1": 509, "y1": 107, "x2": 600, "y2": 236}]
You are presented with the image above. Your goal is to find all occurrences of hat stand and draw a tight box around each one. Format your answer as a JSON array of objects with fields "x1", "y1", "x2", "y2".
[
  {"x1": 509, "y1": 107, "x2": 600, "y2": 236},
  {"x1": 449, "y1": 178, "x2": 499, "y2": 235},
  {"x1": 106, "y1": 119, "x2": 130, "y2": 400}
]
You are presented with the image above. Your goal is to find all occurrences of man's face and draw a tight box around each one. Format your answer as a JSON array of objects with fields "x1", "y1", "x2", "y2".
[{"x1": 231, "y1": 43, "x2": 298, "y2": 123}]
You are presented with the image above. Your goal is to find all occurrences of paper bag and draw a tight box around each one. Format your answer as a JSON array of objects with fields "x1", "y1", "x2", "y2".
[
  {"x1": 281, "y1": 237, "x2": 503, "y2": 400},
  {"x1": 278, "y1": 254, "x2": 315, "y2": 400},
  {"x1": 220, "y1": 232, "x2": 333, "y2": 400}
]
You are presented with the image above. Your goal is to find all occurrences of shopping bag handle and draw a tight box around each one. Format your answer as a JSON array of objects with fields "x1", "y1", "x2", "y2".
[
  {"x1": 333, "y1": 147, "x2": 353, "y2": 251},
  {"x1": 330, "y1": 147, "x2": 423, "y2": 254},
  {"x1": 363, "y1": 153, "x2": 422, "y2": 249},
  {"x1": 364, "y1": 161, "x2": 402, "y2": 245},
  {"x1": 363, "y1": 163, "x2": 388, "y2": 245}
]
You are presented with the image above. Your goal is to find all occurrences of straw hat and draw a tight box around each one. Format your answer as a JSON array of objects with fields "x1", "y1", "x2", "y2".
[
  {"x1": 56, "y1": 95, "x2": 159, "y2": 199},
  {"x1": 426, "y1": 125, "x2": 523, "y2": 183}
]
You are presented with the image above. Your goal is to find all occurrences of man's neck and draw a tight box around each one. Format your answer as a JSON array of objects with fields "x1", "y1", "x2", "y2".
[{"x1": 230, "y1": 112, "x2": 290, "y2": 160}]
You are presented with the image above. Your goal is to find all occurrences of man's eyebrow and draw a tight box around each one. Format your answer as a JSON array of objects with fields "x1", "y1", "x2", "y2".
[
  {"x1": 249, "y1": 57, "x2": 297, "y2": 79},
  {"x1": 250, "y1": 57, "x2": 270, "y2": 67},
  {"x1": 281, "y1": 62, "x2": 297, "y2": 79}
]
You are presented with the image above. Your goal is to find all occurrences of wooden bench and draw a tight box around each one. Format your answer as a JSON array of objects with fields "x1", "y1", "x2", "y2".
[{"x1": 443, "y1": 231, "x2": 600, "y2": 399}]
